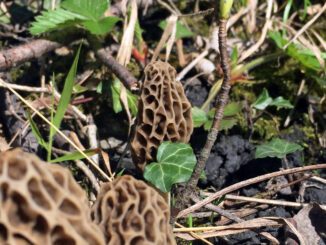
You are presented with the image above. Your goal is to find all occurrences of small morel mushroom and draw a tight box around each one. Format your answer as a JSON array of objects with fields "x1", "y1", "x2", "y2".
[
  {"x1": 131, "y1": 60, "x2": 193, "y2": 170},
  {"x1": 0, "y1": 149, "x2": 105, "y2": 245},
  {"x1": 91, "y1": 175, "x2": 176, "y2": 245}
]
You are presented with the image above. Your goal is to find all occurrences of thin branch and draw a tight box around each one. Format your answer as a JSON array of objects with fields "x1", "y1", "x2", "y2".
[
  {"x1": 0, "y1": 39, "x2": 138, "y2": 90},
  {"x1": 186, "y1": 18, "x2": 231, "y2": 192},
  {"x1": 96, "y1": 47, "x2": 138, "y2": 90},
  {"x1": 177, "y1": 163, "x2": 326, "y2": 218},
  {"x1": 0, "y1": 39, "x2": 61, "y2": 71}
]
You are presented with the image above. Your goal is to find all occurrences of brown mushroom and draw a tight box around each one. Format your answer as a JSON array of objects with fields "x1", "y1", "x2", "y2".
[
  {"x1": 131, "y1": 60, "x2": 193, "y2": 170},
  {"x1": 91, "y1": 175, "x2": 176, "y2": 245},
  {"x1": 0, "y1": 149, "x2": 105, "y2": 245}
]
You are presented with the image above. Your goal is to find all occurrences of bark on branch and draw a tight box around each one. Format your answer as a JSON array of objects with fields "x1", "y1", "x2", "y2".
[{"x1": 0, "y1": 39, "x2": 138, "y2": 90}]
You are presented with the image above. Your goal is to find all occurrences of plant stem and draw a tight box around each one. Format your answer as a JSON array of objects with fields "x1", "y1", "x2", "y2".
[
  {"x1": 186, "y1": 18, "x2": 231, "y2": 191},
  {"x1": 171, "y1": 18, "x2": 232, "y2": 222}
]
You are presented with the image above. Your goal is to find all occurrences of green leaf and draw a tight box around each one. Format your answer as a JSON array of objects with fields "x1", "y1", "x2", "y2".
[
  {"x1": 28, "y1": 114, "x2": 49, "y2": 151},
  {"x1": 29, "y1": 8, "x2": 85, "y2": 35},
  {"x1": 223, "y1": 102, "x2": 242, "y2": 116},
  {"x1": 61, "y1": 0, "x2": 108, "y2": 21},
  {"x1": 127, "y1": 91, "x2": 138, "y2": 116},
  {"x1": 53, "y1": 45, "x2": 81, "y2": 130},
  {"x1": 269, "y1": 31, "x2": 324, "y2": 71},
  {"x1": 110, "y1": 79, "x2": 123, "y2": 113},
  {"x1": 159, "y1": 20, "x2": 193, "y2": 39},
  {"x1": 82, "y1": 16, "x2": 120, "y2": 35},
  {"x1": 50, "y1": 148, "x2": 99, "y2": 163},
  {"x1": 252, "y1": 88, "x2": 273, "y2": 110},
  {"x1": 144, "y1": 142, "x2": 197, "y2": 193},
  {"x1": 204, "y1": 102, "x2": 241, "y2": 131},
  {"x1": 270, "y1": 96, "x2": 294, "y2": 110},
  {"x1": 192, "y1": 107, "x2": 208, "y2": 128},
  {"x1": 255, "y1": 138, "x2": 303, "y2": 159}
]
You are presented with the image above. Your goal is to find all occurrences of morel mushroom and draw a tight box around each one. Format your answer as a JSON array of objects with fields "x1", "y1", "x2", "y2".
[
  {"x1": 91, "y1": 175, "x2": 176, "y2": 245},
  {"x1": 0, "y1": 149, "x2": 105, "y2": 245},
  {"x1": 131, "y1": 60, "x2": 193, "y2": 170}
]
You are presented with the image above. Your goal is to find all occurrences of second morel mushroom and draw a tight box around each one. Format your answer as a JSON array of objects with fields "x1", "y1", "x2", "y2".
[{"x1": 131, "y1": 60, "x2": 193, "y2": 170}]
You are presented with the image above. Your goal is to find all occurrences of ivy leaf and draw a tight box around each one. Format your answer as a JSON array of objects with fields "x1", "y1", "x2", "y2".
[
  {"x1": 144, "y1": 142, "x2": 197, "y2": 193},
  {"x1": 192, "y1": 107, "x2": 208, "y2": 127},
  {"x1": 159, "y1": 20, "x2": 193, "y2": 39},
  {"x1": 252, "y1": 88, "x2": 273, "y2": 110},
  {"x1": 255, "y1": 138, "x2": 303, "y2": 159},
  {"x1": 61, "y1": 0, "x2": 109, "y2": 21},
  {"x1": 82, "y1": 16, "x2": 120, "y2": 35},
  {"x1": 270, "y1": 97, "x2": 294, "y2": 110}
]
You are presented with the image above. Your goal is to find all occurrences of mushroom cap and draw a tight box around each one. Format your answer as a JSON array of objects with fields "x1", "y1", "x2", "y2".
[
  {"x1": 0, "y1": 149, "x2": 105, "y2": 245},
  {"x1": 131, "y1": 60, "x2": 193, "y2": 170},
  {"x1": 91, "y1": 175, "x2": 176, "y2": 245}
]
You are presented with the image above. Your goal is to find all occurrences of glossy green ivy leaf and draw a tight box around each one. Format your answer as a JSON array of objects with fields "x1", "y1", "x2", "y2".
[
  {"x1": 255, "y1": 138, "x2": 303, "y2": 159},
  {"x1": 270, "y1": 96, "x2": 294, "y2": 110},
  {"x1": 192, "y1": 107, "x2": 208, "y2": 128},
  {"x1": 159, "y1": 20, "x2": 193, "y2": 39},
  {"x1": 144, "y1": 142, "x2": 197, "y2": 193},
  {"x1": 252, "y1": 88, "x2": 273, "y2": 110}
]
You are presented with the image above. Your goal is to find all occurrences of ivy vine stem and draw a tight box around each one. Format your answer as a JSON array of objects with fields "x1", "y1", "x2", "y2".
[{"x1": 173, "y1": 1, "x2": 233, "y2": 219}]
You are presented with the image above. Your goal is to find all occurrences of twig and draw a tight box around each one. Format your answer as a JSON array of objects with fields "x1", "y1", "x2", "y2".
[
  {"x1": 176, "y1": 49, "x2": 209, "y2": 81},
  {"x1": 96, "y1": 47, "x2": 138, "y2": 90},
  {"x1": 283, "y1": 2, "x2": 326, "y2": 49},
  {"x1": 223, "y1": 194, "x2": 326, "y2": 208},
  {"x1": 186, "y1": 19, "x2": 231, "y2": 194},
  {"x1": 0, "y1": 39, "x2": 138, "y2": 90},
  {"x1": 175, "y1": 222, "x2": 213, "y2": 245},
  {"x1": 238, "y1": 0, "x2": 273, "y2": 63},
  {"x1": 0, "y1": 39, "x2": 61, "y2": 71},
  {"x1": 177, "y1": 163, "x2": 326, "y2": 218}
]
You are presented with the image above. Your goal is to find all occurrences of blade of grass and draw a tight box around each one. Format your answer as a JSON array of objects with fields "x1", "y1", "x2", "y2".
[
  {"x1": 28, "y1": 113, "x2": 49, "y2": 151},
  {"x1": 53, "y1": 44, "x2": 81, "y2": 129},
  {"x1": 50, "y1": 148, "x2": 99, "y2": 163},
  {"x1": 47, "y1": 75, "x2": 56, "y2": 161},
  {"x1": 0, "y1": 77, "x2": 111, "y2": 181}
]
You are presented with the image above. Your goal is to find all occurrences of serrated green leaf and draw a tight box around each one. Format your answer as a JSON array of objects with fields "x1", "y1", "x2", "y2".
[
  {"x1": 252, "y1": 88, "x2": 273, "y2": 110},
  {"x1": 270, "y1": 96, "x2": 294, "y2": 110},
  {"x1": 50, "y1": 148, "x2": 99, "y2": 163},
  {"x1": 144, "y1": 142, "x2": 196, "y2": 193},
  {"x1": 255, "y1": 138, "x2": 303, "y2": 159},
  {"x1": 30, "y1": 8, "x2": 85, "y2": 35},
  {"x1": 61, "y1": 0, "x2": 108, "y2": 21},
  {"x1": 192, "y1": 107, "x2": 208, "y2": 127},
  {"x1": 82, "y1": 16, "x2": 120, "y2": 35},
  {"x1": 159, "y1": 20, "x2": 193, "y2": 39}
]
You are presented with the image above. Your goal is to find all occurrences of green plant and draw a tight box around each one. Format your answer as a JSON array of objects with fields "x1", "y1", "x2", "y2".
[
  {"x1": 144, "y1": 141, "x2": 197, "y2": 193},
  {"x1": 30, "y1": 0, "x2": 120, "y2": 35},
  {"x1": 29, "y1": 45, "x2": 97, "y2": 162},
  {"x1": 255, "y1": 138, "x2": 303, "y2": 159}
]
